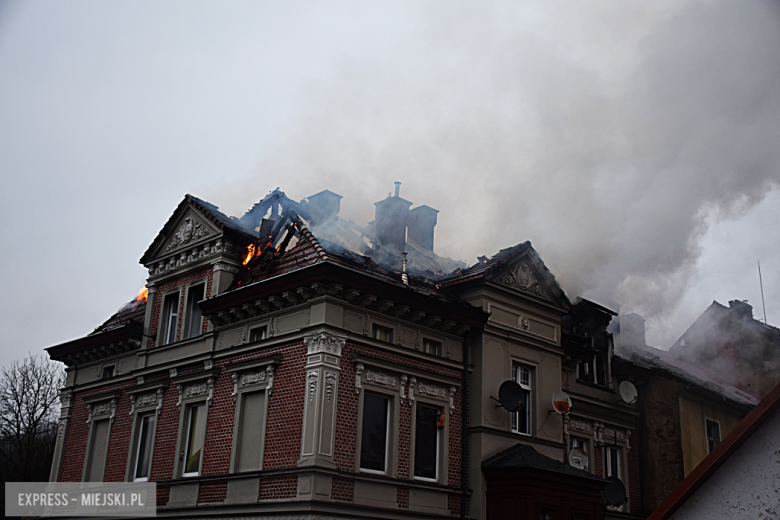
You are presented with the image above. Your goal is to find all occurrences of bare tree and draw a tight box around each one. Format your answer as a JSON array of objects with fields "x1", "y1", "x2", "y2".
[{"x1": 0, "y1": 354, "x2": 65, "y2": 482}]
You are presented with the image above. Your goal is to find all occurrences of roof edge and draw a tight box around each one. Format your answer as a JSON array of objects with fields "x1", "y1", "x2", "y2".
[{"x1": 647, "y1": 379, "x2": 780, "y2": 520}]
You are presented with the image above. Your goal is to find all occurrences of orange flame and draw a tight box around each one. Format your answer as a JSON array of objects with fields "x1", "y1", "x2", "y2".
[
  {"x1": 136, "y1": 285, "x2": 149, "y2": 304},
  {"x1": 243, "y1": 244, "x2": 256, "y2": 265}
]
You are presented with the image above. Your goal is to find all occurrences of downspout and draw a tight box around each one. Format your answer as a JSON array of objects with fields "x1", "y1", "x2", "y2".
[{"x1": 461, "y1": 331, "x2": 470, "y2": 519}]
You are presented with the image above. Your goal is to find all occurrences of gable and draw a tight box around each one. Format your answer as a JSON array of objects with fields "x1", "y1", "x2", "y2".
[
  {"x1": 486, "y1": 251, "x2": 570, "y2": 310},
  {"x1": 144, "y1": 207, "x2": 222, "y2": 265}
]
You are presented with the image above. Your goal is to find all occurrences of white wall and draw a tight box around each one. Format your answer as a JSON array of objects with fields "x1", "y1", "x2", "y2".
[{"x1": 671, "y1": 407, "x2": 780, "y2": 519}]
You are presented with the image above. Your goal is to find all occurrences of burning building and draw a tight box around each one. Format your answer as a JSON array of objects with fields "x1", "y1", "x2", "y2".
[{"x1": 46, "y1": 185, "x2": 646, "y2": 520}]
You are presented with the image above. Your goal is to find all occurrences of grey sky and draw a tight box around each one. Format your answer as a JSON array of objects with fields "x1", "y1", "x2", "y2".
[{"x1": 1, "y1": 1, "x2": 779, "y2": 370}]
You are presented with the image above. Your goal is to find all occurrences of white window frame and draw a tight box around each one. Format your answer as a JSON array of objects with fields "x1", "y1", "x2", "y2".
[
  {"x1": 569, "y1": 436, "x2": 591, "y2": 473},
  {"x1": 81, "y1": 391, "x2": 121, "y2": 483},
  {"x1": 182, "y1": 280, "x2": 207, "y2": 340},
  {"x1": 132, "y1": 413, "x2": 156, "y2": 482},
  {"x1": 171, "y1": 369, "x2": 218, "y2": 479},
  {"x1": 225, "y1": 355, "x2": 280, "y2": 473},
  {"x1": 124, "y1": 381, "x2": 166, "y2": 483},
  {"x1": 604, "y1": 445, "x2": 622, "y2": 480},
  {"x1": 358, "y1": 391, "x2": 392, "y2": 475},
  {"x1": 705, "y1": 417, "x2": 721, "y2": 454},
  {"x1": 158, "y1": 289, "x2": 181, "y2": 346},
  {"x1": 182, "y1": 403, "x2": 206, "y2": 478},
  {"x1": 512, "y1": 363, "x2": 532, "y2": 436},
  {"x1": 412, "y1": 400, "x2": 444, "y2": 482},
  {"x1": 352, "y1": 355, "x2": 458, "y2": 483}
]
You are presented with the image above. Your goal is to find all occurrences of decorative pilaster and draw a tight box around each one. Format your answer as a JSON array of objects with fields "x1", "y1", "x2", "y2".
[
  {"x1": 49, "y1": 391, "x2": 73, "y2": 482},
  {"x1": 298, "y1": 330, "x2": 346, "y2": 470}
]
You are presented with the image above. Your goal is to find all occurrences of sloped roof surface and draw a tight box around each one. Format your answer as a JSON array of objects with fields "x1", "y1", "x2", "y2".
[
  {"x1": 619, "y1": 343, "x2": 759, "y2": 407},
  {"x1": 482, "y1": 444, "x2": 607, "y2": 483},
  {"x1": 140, "y1": 194, "x2": 253, "y2": 264},
  {"x1": 90, "y1": 297, "x2": 146, "y2": 335}
]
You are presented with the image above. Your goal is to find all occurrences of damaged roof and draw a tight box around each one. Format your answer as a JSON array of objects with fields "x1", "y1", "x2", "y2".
[{"x1": 617, "y1": 343, "x2": 759, "y2": 408}]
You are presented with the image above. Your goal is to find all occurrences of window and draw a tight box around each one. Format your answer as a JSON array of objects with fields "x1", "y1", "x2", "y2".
[
  {"x1": 360, "y1": 393, "x2": 389, "y2": 473},
  {"x1": 605, "y1": 446, "x2": 622, "y2": 479},
  {"x1": 372, "y1": 325, "x2": 393, "y2": 343},
  {"x1": 578, "y1": 352, "x2": 608, "y2": 386},
  {"x1": 160, "y1": 292, "x2": 180, "y2": 345},
  {"x1": 184, "y1": 283, "x2": 205, "y2": 339},
  {"x1": 225, "y1": 356, "x2": 278, "y2": 475},
  {"x1": 414, "y1": 404, "x2": 440, "y2": 480},
  {"x1": 125, "y1": 382, "x2": 165, "y2": 483},
  {"x1": 570, "y1": 437, "x2": 589, "y2": 471},
  {"x1": 249, "y1": 326, "x2": 267, "y2": 343},
  {"x1": 81, "y1": 392, "x2": 120, "y2": 482},
  {"x1": 84, "y1": 419, "x2": 110, "y2": 482},
  {"x1": 133, "y1": 413, "x2": 155, "y2": 481},
  {"x1": 422, "y1": 339, "x2": 442, "y2": 356},
  {"x1": 706, "y1": 419, "x2": 721, "y2": 453},
  {"x1": 512, "y1": 364, "x2": 532, "y2": 435},
  {"x1": 102, "y1": 366, "x2": 114, "y2": 379},
  {"x1": 183, "y1": 404, "x2": 206, "y2": 477}
]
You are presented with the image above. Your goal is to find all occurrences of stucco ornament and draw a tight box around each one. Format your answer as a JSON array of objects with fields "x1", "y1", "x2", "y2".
[
  {"x1": 304, "y1": 331, "x2": 346, "y2": 356},
  {"x1": 166, "y1": 216, "x2": 209, "y2": 252},
  {"x1": 496, "y1": 262, "x2": 547, "y2": 299}
]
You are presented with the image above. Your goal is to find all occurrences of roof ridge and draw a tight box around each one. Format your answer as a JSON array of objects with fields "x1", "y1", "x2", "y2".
[{"x1": 300, "y1": 227, "x2": 330, "y2": 262}]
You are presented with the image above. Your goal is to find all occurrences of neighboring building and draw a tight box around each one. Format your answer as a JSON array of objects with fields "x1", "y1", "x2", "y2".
[
  {"x1": 647, "y1": 380, "x2": 780, "y2": 520},
  {"x1": 612, "y1": 338, "x2": 758, "y2": 514},
  {"x1": 669, "y1": 299, "x2": 780, "y2": 398},
  {"x1": 46, "y1": 185, "x2": 644, "y2": 519}
]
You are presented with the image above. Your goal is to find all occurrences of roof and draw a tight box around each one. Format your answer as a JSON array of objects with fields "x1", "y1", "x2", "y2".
[
  {"x1": 482, "y1": 444, "x2": 607, "y2": 484},
  {"x1": 439, "y1": 241, "x2": 571, "y2": 309},
  {"x1": 90, "y1": 296, "x2": 147, "y2": 335},
  {"x1": 225, "y1": 227, "x2": 473, "y2": 307},
  {"x1": 648, "y1": 379, "x2": 780, "y2": 520},
  {"x1": 140, "y1": 194, "x2": 253, "y2": 264},
  {"x1": 617, "y1": 343, "x2": 759, "y2": 408}
]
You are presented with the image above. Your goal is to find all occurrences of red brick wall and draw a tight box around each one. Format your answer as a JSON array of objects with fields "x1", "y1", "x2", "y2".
[
  {"x1": 149, "y1": 267, "x2": 213, "y2": 348},
  {"x1": 333, "y1": 340, "x2": 465, "y2": 492}
]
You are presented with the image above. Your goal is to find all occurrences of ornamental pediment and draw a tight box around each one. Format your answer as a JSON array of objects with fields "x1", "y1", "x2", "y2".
[
  {"x1": 490, "y1": 260, "x2": 547, "y2": 298},
  {"x1": 156, "y1": 209, "x2": 220, "y2": 258}
]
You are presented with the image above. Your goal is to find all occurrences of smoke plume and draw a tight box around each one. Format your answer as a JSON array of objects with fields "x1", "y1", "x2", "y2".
[{"x1": 213, "y1": 0, "x2": 780, "y2": 346}]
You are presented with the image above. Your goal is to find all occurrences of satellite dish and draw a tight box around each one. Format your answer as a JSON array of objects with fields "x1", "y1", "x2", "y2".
[
  {"x1": 568, "y1": 447, "x2": 589, "y2": 471},
  {"x1": 551, "y1": 391, "x2": 572, "y2": 415},
  {"x1": 604, "y1": 477, "x2": 627, "y2": 506},
  {"x1": 498, "y1": 381, "x2": 525, "y2": 412},
  {"x1": 619, "y1": 381, "x2": 638, "y2": 404}
]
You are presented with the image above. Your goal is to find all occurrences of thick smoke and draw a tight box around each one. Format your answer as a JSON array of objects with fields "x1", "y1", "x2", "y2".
[{"x1": 215, "y1": 0, "x2": 780, "y2": 346}]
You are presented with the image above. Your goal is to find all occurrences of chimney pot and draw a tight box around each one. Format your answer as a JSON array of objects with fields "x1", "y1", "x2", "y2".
[{"x1": 394, "y1": 182, "x2": 401, "y2": 197}]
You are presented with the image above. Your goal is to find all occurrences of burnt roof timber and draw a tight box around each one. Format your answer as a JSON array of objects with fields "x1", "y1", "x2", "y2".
[{"x1": 201, "y1": 261, "x2": 489, "y2": 330}]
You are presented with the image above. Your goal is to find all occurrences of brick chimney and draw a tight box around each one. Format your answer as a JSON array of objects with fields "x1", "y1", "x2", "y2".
[
  {"x1": 374, "y1": 182, "x2": 412, "y2": 252},
  {"x1": 307, "y1": 189, "x2": 342, "y2": 224},
  {"x1": 729, "y1": 300, "x2": 753, "y2": 319},
  {"x1": 407, "y1": 205, "x2": 439, "y2": 252}
]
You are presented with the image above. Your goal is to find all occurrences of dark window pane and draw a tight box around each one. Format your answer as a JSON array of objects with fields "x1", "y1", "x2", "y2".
[
  {"x1": 360, "y1": 394, "x2": 388, "y2": 472},
  {"x1": 414, "y1": 405, "x2": 438, "y2": 479},
  {"x1": 185, "y1": 284, "x2": 205, "y2": 339}
]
